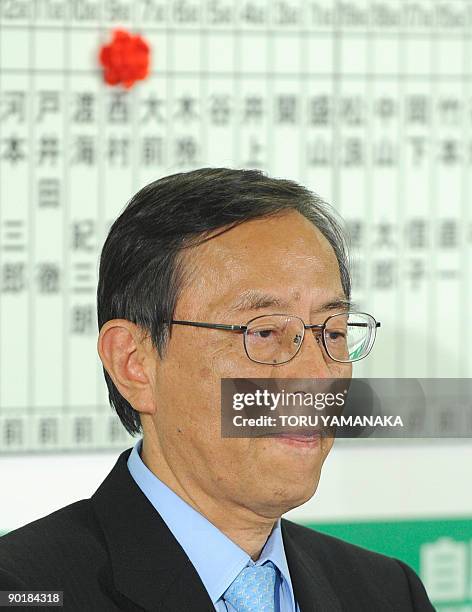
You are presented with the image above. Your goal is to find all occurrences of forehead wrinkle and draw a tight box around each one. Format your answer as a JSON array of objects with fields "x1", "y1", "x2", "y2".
[
  {"x1": 228, "y1": 289, "x2": 292, "y2": 314},
  {"x1": 227, "y1": 289, "x2": 350, "y2": 316}
]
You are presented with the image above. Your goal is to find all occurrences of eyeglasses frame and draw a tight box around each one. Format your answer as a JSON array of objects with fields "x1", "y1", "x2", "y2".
[{"x1": 170, "y1": 311, "x2": 381, "y2": 365}]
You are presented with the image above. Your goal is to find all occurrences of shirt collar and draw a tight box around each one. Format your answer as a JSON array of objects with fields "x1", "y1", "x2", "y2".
[{"x1": 127, "y1": 438, "x2": 296, "y2": 608}]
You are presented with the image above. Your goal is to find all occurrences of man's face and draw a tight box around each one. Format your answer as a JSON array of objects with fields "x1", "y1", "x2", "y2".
[{"x1": 148, "y1": 210, "x2": 352, "y2": 518}]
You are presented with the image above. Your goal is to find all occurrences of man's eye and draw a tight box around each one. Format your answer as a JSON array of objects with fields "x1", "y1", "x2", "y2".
[
  {"x1": 250, "y1": 328, "x2": 274, "y2": 339},
  {"x1": 326, "y1": 331, "x2": 346, "y2": 342}
]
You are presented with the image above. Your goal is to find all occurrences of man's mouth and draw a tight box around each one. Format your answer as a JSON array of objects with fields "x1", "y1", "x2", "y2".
[{"x1": 269, "y1": 429, "x2": 323, "y2": 447}]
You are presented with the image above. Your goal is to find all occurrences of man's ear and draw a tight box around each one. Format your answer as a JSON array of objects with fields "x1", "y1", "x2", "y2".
[{"x1": 97, "y1": 319, "x2": 157, "y2": 415}]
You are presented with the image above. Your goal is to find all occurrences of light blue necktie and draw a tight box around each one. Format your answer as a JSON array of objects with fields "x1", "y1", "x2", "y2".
[{"x1": 223, "y1": 560, "x2": 277, "y2": 612}]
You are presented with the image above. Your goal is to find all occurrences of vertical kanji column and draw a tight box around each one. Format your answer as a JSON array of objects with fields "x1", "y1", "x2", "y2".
[
  {"x1": 368, "y1": 1, "x2": 401, "y2": 377},
  {"x1": 169, "y1": 0, "x2": 202, "y2": 172},
  {"x1": 0, "y1": 4, "x2": 32, "y2": 452},
  {"x1": 336, "y1": 0, "x2": 371, "y2": 376},
  {"x1": 303, "y1": 0, "x2": 336, "y2": 200},
  {"x1": 31, "y1": 0, "x2": 68, "y2": 451},
  {"x1": 98, "y1": 0, "x2": 137, "y2": 449},
  {"x1": 203, "y1": 0, "x2": 236, "y2": 167},
  {"x1": 269, "y1": 0, "x2": 303, "y2": 181},
  {"x1": 431, "y1": 10, "x2": 465, "y2": 377},
  {"x1": 67, "y1": 0, "x2": 103, "y2": 450},
  {"x1": 236, "y1": 0, "x2": 269, "y2": 170},
  {"x1": 135, "y1": 1, "x2": 168, "y2": 186},
  {"x1": 401, "y1": 0, "x2": 433, "y2": 378}
]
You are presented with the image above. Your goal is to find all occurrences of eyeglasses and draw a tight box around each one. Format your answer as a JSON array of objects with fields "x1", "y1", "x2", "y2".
[{"x1": 171, "y1": 311, "x2": 381, "y2": 365}]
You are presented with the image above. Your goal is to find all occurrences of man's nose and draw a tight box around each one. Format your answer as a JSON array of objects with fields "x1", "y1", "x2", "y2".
[{"x1": 281, "y1": 330, "x2": 332, "y2": 378}]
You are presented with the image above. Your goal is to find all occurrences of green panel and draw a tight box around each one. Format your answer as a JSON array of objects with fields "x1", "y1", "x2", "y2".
[{"x1": 303, "y1": 517, "x2": 472, "y2": 610}]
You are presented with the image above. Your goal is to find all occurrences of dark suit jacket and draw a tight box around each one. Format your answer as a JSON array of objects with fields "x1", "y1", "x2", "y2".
[{"x1": 0, "y1": 448, "x2": 435, "y2": 612}]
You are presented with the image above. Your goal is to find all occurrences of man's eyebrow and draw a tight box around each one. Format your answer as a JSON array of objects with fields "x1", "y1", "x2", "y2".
[
  {"x1": 228, "y1": 290, "x2": 353, "y2": 313},
  {"x1": 312, "y1": 297, "x2": 354, "y2": 313},
  {"x1": 228, "y1": 290, "x2": 289, "y2": 312}
]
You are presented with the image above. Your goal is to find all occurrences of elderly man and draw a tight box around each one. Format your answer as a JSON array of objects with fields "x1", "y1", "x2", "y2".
[{"x1": 0, "y1": 168, "x2": 433, "y2": 611}]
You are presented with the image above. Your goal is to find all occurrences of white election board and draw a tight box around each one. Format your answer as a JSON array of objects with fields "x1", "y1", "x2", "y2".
[{"x1": 0, "y1": 0, "x2": 471, "y2": 452}]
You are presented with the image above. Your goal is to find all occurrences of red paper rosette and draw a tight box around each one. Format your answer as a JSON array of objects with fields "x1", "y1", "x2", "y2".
[{"x1": 99, "y1": 29, "x2": 150, "y2": 89}]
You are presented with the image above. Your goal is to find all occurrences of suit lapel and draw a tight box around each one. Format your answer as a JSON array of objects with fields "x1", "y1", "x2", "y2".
[
  {"x1": 281, "y1": 519, "x2": 342, "y2": 612},
  {"x1": 91, "y1": 448, "x2": 214, "y2": 612},
  {"x1": 91, "y1": 448, "x2": 342, "y2": 612}
]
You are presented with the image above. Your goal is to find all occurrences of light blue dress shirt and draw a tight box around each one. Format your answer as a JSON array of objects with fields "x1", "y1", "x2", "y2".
[{"x1": 127, "y1": 438, "x2": 300, "y2": 612}]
